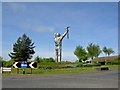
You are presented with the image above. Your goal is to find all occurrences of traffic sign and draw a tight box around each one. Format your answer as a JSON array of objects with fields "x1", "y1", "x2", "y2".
[
  {"x1": 13, "y1": 62, "x2": 21, "y2": 68},
  {"x1": 13, "y1": 62, "x2": 18, "y2": 68},
  {"x1": 21, "y1": 61, "x2": 27, "y2": 68},
  {"x1": 28, "y1": 62, "x2": 37, "y2": 68},
  {"x1": 13, "y1": 61, "x2": 37, "y2": 68}
]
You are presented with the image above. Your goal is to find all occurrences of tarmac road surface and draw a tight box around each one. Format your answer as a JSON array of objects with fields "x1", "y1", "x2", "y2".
[{"x1": 2, "y1": 70, "x2": 118, "y2": 88}]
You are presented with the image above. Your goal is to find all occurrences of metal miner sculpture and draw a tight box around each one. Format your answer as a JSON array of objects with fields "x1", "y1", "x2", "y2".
[{"x1": 54, "y1": 27, "x2": 69, "y2": 62}]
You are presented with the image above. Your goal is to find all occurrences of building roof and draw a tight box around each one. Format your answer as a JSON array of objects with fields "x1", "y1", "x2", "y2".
[{"x1": 93, "y1": 56, "x2": 119, "y2": 61}]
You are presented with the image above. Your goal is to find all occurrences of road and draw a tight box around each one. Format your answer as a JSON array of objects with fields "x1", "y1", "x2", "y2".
[{"x1": 2, "y1": 70, "x2": 118, "y2": 88}]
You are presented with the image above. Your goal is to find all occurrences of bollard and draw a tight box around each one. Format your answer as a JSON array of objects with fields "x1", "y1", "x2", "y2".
[
  {"x1": 23, "y1": 69, "x2": 25, "y2": 74},
  {"x1": 17, "y1": 68, "x2": 19, "y2": 74}
]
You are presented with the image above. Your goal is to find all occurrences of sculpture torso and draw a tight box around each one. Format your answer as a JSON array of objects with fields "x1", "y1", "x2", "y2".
[
  {"x1": 54, "y1": 27, "x2": 69, "y2": 47},
  {"x1": 54, "y1": 36, "x2": 62, "y2": 47}
]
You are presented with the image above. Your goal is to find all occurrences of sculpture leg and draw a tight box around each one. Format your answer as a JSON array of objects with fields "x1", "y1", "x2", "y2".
[
  {"x1": 56, "y1": 48, "x2": 58, "y2": 62},
  {"x1": 60, "y1": 47, "x2": 62, "y2": 62},
  {"x1": 56, "y1": 45, "x2": 62, "y2": 62},
  {"x1": 58, "y1": 46, "x2": 62, "y2": 62}
]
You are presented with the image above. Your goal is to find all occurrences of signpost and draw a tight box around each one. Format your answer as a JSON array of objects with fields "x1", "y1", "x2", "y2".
[
  {"x1": 28, "y1": 62, "x2": 37, "y2": 74},
  {"x1": 13, "y1": 62, "x2": 37, "y2": 68},
  {"x1": 21, "y1": 61, "x2": 27, "y2": 68},
  {"x1": 21, "y1": 61, "x2": 27, "y2": 74},
  {"x1": 13, "y1": 61, "x2": 37, "y2": 74},
  {"x1": 13, "y1": 62, "x2": 21, "y2": 73}
]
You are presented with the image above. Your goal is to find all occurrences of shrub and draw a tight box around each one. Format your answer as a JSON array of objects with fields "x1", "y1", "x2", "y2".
[
  {"x1": 111, "y1": 59, "x2": 119, "y2": 65},
  {"x1": 105, "y1": 60, "x2": 112, "y2": 65},
  {"x1": 94, "y1": 63, "x2": 101, "y2": 66},
  {"x1": 65, "y1": 64, "x2": 77, "y2": 68},
  {"x1": 76, "y1": 63, "x2": 83, "y2": 67},
  {"x1": 2, "y1": 59, "x2": 14, "y2": 67},
  {"x1": 83, "y1": 63, "x2": 94, "y2": 67}
]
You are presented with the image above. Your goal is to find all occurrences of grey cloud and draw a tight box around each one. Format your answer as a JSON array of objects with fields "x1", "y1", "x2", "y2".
[
  {"x1": 19, "y1": 23, "x2": 54, "y2": 33},
  {"x1": 35, "y1": 25, "x2": 54, "y2": 32}
]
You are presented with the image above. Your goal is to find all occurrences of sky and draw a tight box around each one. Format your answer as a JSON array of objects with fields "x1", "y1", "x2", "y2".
[{"x1": 1, "y1": 2, "x2": 118, "y2": 62}]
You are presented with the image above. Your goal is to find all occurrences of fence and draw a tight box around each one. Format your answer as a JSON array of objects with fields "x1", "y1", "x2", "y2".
[{"x1": 0, "y1": 67, "x2": 11, "y2": 73}]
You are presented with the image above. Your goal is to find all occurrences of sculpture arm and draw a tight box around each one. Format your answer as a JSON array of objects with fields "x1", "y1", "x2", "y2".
[{"x1": 60, "y1": 27, "x2": 69, "y2": 40}]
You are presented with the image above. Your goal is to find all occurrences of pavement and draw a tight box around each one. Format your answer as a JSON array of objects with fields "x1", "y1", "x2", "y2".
[{"x1": 2, "y1": 70, "x2": 119, "y2": 88}]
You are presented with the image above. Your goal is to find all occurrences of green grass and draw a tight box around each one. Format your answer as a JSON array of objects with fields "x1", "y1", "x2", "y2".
[{"x1": 2, "y1": 65, "x2": 118, "y2": 76}]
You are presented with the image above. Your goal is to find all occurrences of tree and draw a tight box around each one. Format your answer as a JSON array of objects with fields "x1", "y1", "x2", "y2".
[
  {"x1": 103, "y1": 46, "x2": 108, "y2": 56},
  {"x1": 103, "y1": 46, "x2": 114, "y2": 56},
  {"x1": 42, "y1": 57, "x2": 55, "y2": 62},
  {"x1": 5, "y1": 59, "x2": 14, "y2": 67},
  {"x1": 34, "y1": 56, "x2": 42, "y2": 63},
  {"x1": 34, "y1": 57, "x2": 55, "y2": 63},
  {"x1": 87, "y1": 43, "x2": 101, "y2": 60},
  {"x1": 107, "y1": 48, "x2": 114, "y2": 56},
  {"x1": 9, "y1": 34, "x2": 35, "y2": 61},
  {"x1": 74, "y1": 45, "x2": 88, "y2": 62},
  {"x1": 34, "y1": 56, "x2": 40, "y2": 63},
  {"x1": 0, "y1": 56, "x2": 6, "y2": 67},
  {"x1": 0, "y1": 56, "x2": 4, "y2": 62}
]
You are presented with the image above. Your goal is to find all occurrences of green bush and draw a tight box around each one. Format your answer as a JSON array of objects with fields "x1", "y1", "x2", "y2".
[
  {"x1": 111, "y1": 59, "x2": 120, "y2": 65},
  {"x1": 34, "y1": 57, "x2": 55, "y2": 63},
  {"x1": 76, "y1": 63, "x2": 83, "y2": 67},
  {"x1": 4, "y1": 59, "x2": 14, "y2": 67},
  {"x1": 37, "y1": 62, "x2": 78, "y2": 69},
  {"x1": 82, "y1": 63, "x2": 101, "y2": 67},
  {"x1": 105, "y1": 59, "x2": 119, "y2": 65},
  {"x1": 83, "y1": 63, "x2": 94, "y2": 67},
  {"x1": 105, "y1": 60, "x2": 112, "y2": 65},
  {"x1": 92, "y1": 63, "x2": 101, "y2": 66},
  {"x1": 92, "y1": 59, "x2": 120, "y2": 65}
]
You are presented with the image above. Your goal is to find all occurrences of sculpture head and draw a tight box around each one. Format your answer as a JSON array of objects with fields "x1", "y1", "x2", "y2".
[{"x1": 55, "y1": 33, "x2": 61, "y2": 37}]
